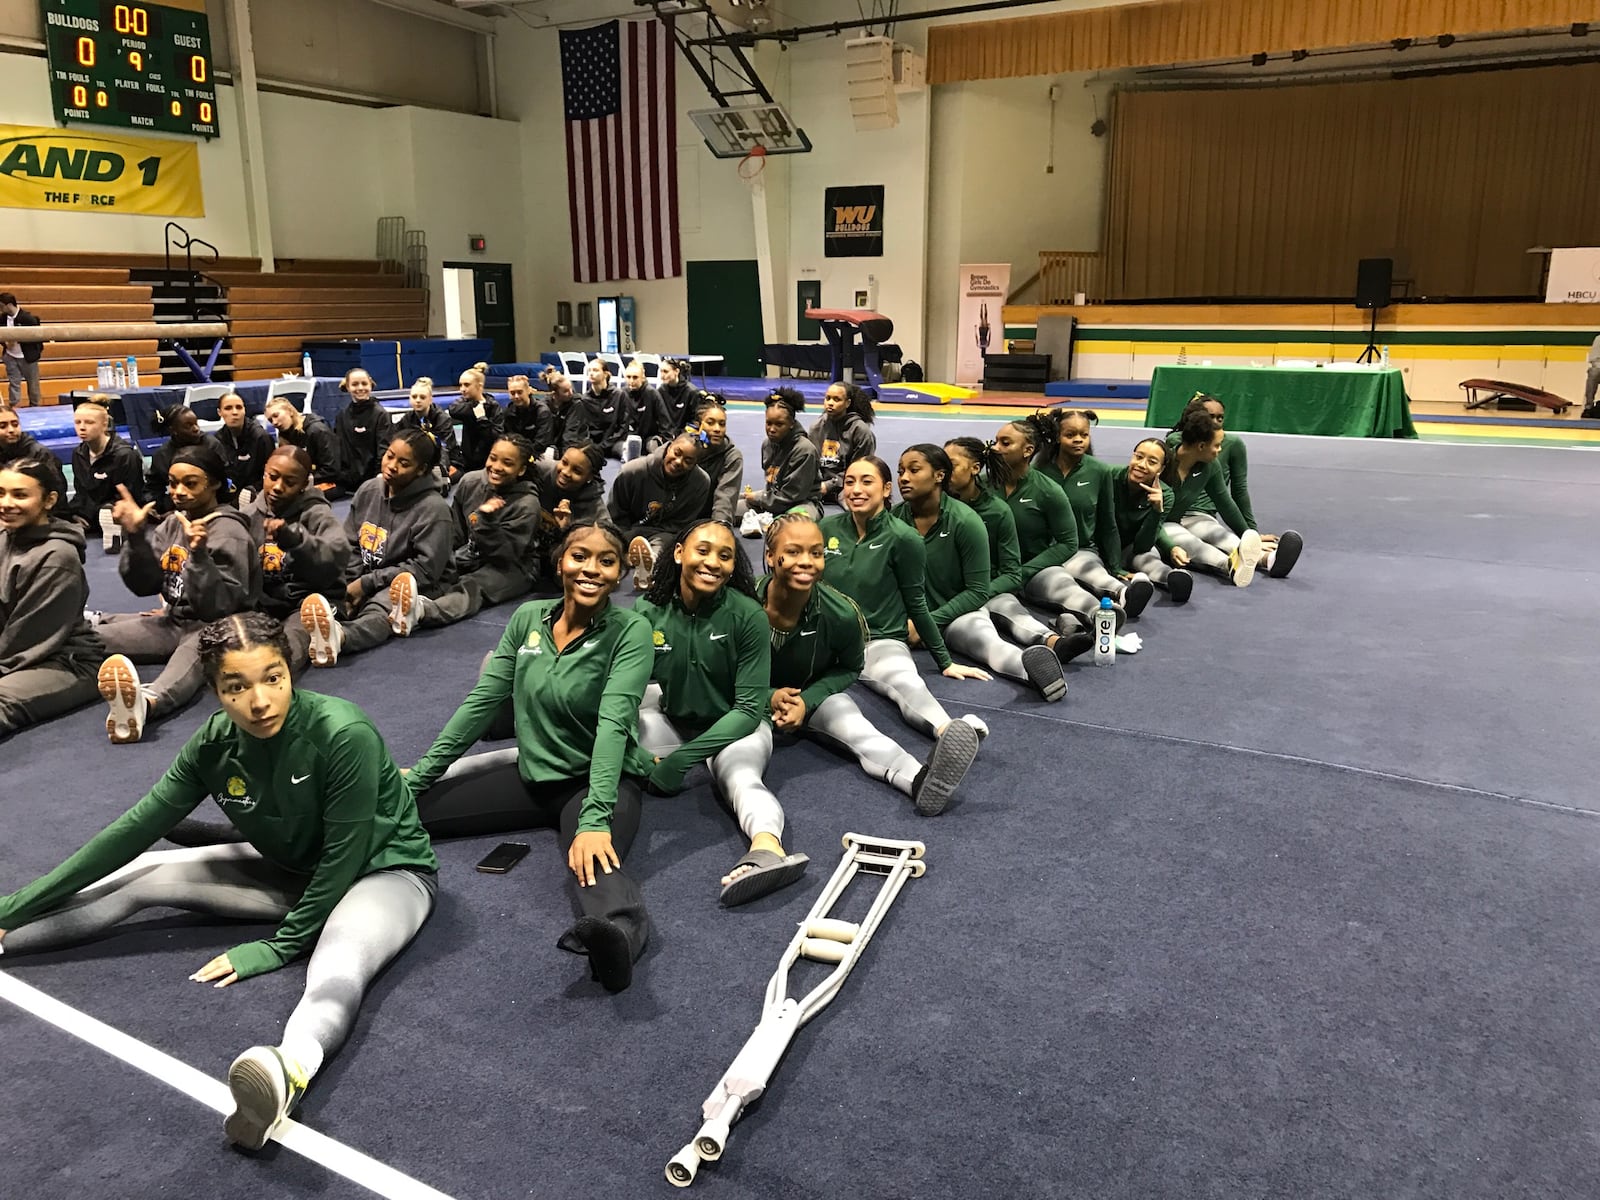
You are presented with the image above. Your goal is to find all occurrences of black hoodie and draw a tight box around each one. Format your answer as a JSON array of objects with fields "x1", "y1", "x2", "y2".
[
  {"x1": 625, "y1": 385, "x2": 674, "y2": 446},
  {"x1": 68, "y1": 432, "x2": 145, "y2": 528},
  {"x1": 245, "y1": 488, "x2": 351, "y2": 617},
  {"x1": 564, "y1": 385, "x2": 629, "y2": 450},
  {"x1": 344, "y1": 473, "x2": 457, "y2": 597},
  {"x1": 449, "y1": 396, "x2": 505, "y2": 473},
  {"x1": 0, "y1": 518, "x2": 102, "y2": 677},
  {"x1": 333, "y1": 397, "x2": 394, "y2": 492},
  {"x1": 278, "y1": 412, "x2": 341, "y2": 487},
  {"x1": 119, "y1": 504, "x2": 261, "y2": 622},
  {"x1": 658, "y1": 378, "x2": 698, "y2": 438},
  {"x1": 503, "y1": 395, "x2": 555, "y2": 454},
  {"x1": 215, "y1": 421, "x2": 276, "y2": 496}
]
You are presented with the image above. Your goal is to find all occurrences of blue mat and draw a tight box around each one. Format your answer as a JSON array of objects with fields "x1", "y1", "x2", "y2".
[{"x1": 1044, "y1": 378, "x2": 1152, "y2": 400}]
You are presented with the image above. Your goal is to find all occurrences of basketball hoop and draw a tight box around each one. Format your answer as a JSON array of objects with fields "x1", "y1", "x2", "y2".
[{"x1": 737, "y1": 143, "x2": 768, "y2": 182}]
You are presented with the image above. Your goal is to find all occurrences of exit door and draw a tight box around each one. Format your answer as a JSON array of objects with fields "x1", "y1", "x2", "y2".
[{"x1": 444, "y1": 261, "x2": 517, "y2": 363}]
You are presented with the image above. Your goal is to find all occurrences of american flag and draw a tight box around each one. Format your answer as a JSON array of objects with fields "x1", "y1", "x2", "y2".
[{"x1": 560, "y1": 18, "x2": 681, "y2": 283}]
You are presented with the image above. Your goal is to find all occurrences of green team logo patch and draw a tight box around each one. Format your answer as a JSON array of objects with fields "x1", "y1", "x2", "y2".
[
  {"x1": 652, "y1": 629, "x2": 672, "y2": 653},
  {"x1": 519, "y1": 629, "x2": 543, "y2": 656},
  {"x1": 215, "y1": 775, "x2": 257, "y2": 812}
]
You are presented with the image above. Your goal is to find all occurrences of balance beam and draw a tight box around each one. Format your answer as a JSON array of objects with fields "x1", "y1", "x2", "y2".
[
  {"x1": 804, "y1": 308, "x2": 895, "y2": 389},
  {"x1": 2, "y1": 322, "x2": 229, "y2": 343}
]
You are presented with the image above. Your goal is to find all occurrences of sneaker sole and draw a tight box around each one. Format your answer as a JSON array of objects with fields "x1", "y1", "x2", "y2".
[
  {"x1": 224, "y1": 1051, "x2": 287, "y2": 1152},
  {"x1": 1166, "y1": 569, "x2": 1194, "y2": 605},
  {"x1": 387, "y1": 574, "x2": 417, "y2": 636},
  {"x1": 97, "y1": 656, "x2": 143, "y2": 744},
  {"x1": 1232, "y1": 529, "x2": 1263, "y2": 588},
  {"x1": 914, "y1": 720, "x2": 981, "y2": 816},
  {"x1": 1268, "y1": 530, "x2": 1303, "y2": 579},
  {"x1": 1122, "y1": 577, "x2": 1154, "y2": 619},
  {"x1": 627, "y1": 539, "x2": 654, "y2": 591},
  {"x1": 1021, "y1": 644, "x2": 1067, "y2": 703},
  {"x1": 300, "y1": 596, "x2": 338, "y2": 666}
]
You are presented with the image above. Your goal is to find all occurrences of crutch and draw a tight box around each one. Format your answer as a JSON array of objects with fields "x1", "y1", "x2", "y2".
[{"x1": 665, "y1": 832, "x2": 927, "y2": 1187}]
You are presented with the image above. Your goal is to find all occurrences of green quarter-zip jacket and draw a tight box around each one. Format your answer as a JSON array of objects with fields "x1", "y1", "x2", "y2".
[
  {"x1": 958, "y1": 485, "x2": 1022, "y2": 594},
  {"x1": 890, "y1": 495, "x2": 991, "y2": 627},
  {"x1": 632, "y1": 586, "x2": 770, "y2": 791},
  {"x1": 0, "y1": 690, "x2": 436, "y2": 980},
  {"x1": 819, "y1": 508, "x2": 953, "y2": 670},
  {"x1": 1040, "y1": 455, "x2": 1124, "y2": 567},
  {"x1": 1112, "y1": 468, "x2": 1175, "y2": 559},
  {"x1": 1161, "y1": 451, "x2": 1251, "y2": 534},
  {"x1": 407, "y1": 599, "x2": 653, "y2": 833},
  {"x1": 992, "y1": 468, "x2": 1077, "y2": 595},
  {"x1": 1164, "y1": 431, "x2": 1257, "y2": 529},
  {"x1": 755, "y1": 576, "x2": 866, "y2": 717}
]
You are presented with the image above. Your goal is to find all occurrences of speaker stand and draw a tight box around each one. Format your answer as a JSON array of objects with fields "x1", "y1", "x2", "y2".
[{"x1": 1356, "y1": 306, "x2": 1381, "y2": 364}]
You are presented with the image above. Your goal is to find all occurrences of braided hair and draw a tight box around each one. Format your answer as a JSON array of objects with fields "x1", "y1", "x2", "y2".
[
  {"x1": 762, "y1": 509, "x2": 822, "y2": 551},
  {"x1": 558, "y1": 519, "x2": 626, "y2": 560},
  {"x1": 641, "y1": 518, "x2": 757, "y2": 608},
  {"x1": 491, "y1": 433, "x2": 538, "y2": 473},
  {"x1": 198, "y1": 613, "x2": 292, "y2": 688},
  {"x1": 390, "y1": 425, "x2": 439, "y2": 471},
  {"x1": 766, "y1": 386, "x2": 807, "y2": 417}
]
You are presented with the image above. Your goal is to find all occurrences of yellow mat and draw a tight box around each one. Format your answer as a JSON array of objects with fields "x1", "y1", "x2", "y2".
[{"x1": 885, "y1": 382, "x2": 977, "y2": 403}]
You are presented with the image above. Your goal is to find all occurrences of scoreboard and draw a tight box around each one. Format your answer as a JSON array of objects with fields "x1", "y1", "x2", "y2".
[{"x1": 41, "y1": 0, "x2": 220, "y2": 139}]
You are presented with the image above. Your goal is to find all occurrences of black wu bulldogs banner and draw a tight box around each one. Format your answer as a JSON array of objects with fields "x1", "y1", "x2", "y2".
[{"x1": 824, "y1": 185, "x2": 884, "y2": 258}]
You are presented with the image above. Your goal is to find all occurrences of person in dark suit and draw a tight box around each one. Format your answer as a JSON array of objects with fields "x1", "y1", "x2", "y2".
[{"x1": 1, "y1": 293, "x2": 43, "y2": 407}]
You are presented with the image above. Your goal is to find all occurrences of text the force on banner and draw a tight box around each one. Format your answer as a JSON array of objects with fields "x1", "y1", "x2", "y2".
[
  {"x1": 955, "y1": 264, "x2": 1010, "y2": 387},
  {"x1": 825, "y1": 185, "x2": 884, "y2": 258},
  {"x1": 0, "y1": 124, "x2": 205, "y2": 217}
]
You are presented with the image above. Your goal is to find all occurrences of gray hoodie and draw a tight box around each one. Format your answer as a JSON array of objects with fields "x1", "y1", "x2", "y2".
[
  {"x1": 344, "y1": 473, "x2": 457, "y2": 597},
  {"x1": 245, "y1": 489, "x2": 351, "y2": 617},
  {"x1": 119, "y1": 504, "x2": 261, "y2": 623},
  {"x1": 755, "y1": 432, "x2": 820, "y2": 513},
  {"x1": 0, "y1": 518, "x2": 103, "y2": 676},
  {"x1": 451, "y1": 469, "x2": 541, "y2": 585},
  {"x1": 808, "y1": 412, "x2": 877, "y2": 501},
  {"x1": 606, "y1": 447, "x2": 711, "y2": 533},
  {"x1": 696, "y1": 438, "x2": 745, "y2": 524}
]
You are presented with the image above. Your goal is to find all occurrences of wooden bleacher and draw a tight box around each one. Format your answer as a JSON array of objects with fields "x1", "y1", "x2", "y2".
[{"x1": 0, "y1": 251, "x2": 428, "y2": 398}]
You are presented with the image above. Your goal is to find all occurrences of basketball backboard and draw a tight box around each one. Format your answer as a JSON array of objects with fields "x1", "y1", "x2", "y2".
[{"x1": 689, "y1": 103, "x2": 812, "y2": 158}]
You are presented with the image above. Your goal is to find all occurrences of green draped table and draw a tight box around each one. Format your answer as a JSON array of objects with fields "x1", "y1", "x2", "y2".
[{"x1": 1144, "y1": 365, "x2": 1417, "y2": 438}]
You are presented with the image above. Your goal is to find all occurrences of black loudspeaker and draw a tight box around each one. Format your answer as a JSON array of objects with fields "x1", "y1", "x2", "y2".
[{"x1": 1355, "y1": 258, "x2": 1393, "y2": 310}]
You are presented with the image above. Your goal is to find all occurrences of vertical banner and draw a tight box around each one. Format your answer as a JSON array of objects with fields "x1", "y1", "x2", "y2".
[
  {"x1": 825, "y1": 185, "x2": 884, "y2": 257},
  {"x1": 956, "y1": 263, "x2": 1011, "y2": 387}
]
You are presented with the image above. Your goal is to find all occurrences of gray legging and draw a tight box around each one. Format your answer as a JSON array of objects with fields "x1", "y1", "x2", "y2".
[
  {"x1": 416, "y1": 565, "x2": 532, "y2": 629},
  {"x1": 1063, "y1": 548, "x2": 1129, "y2": 599},
  {"x1": 0, "y1": 662, "x2": 100, "y2": 738},
  {"x1": 0, "y1": 843, "x2": 435, "y2": 1079},
  {"x1": 1128, "y1": 549, "x2": 1173, "y2": 586},
  {"x1": 97, "y1": 614, "x2": 207, "y2": 717},
  {"x1": 1181, "y1": 512, "x2": 1241, "y2": 555},
  {"x1": 639, "y1": 684, "x2": 785, "y2": 841},
  {"x1": 860, "y1": 639, "x2": 952, "y2": 739},
  {"x1": 1161, "y1": 521, "x2": 1230, "y2": 574},
  {"x1": 1020, "y1": 564, "x2": 1101, "y2": 620},
  {"x1": 805, "y1": 691, "x2": 924, "y2": 798},
  {"x1": 943, "y1": 609, "x2": 1036, "y2": 685},
  {"x1": 983, "y1": 592, "x2": 1059, "y2": 644}
]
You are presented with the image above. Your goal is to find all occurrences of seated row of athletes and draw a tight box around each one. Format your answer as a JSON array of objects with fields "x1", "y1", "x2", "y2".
[{"x1": 0, "y1": 374, "x2": 1303, "y2": 1151}]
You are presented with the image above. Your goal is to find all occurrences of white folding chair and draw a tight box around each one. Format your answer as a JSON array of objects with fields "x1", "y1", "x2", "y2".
[
  {"x1": 268, "y1": 377, "x2": 316, "y2": 415},
  {"x1": 599, "y1": 353, "x2": 624, "y2": 378},
  {"x1": 632, "y1": 352, "x2": 662, "y2": 381},
  {"x1": 184, "y1": 382, "x2": 234, "y2": 433},
  {"x1": 558, "y1": 351, "x2": 590, "y2": 387}
]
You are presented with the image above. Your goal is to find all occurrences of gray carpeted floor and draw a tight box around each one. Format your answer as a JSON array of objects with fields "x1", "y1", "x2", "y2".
[{"x1": 3, "y1": 417, "x2": 1599, "y2": 1199}]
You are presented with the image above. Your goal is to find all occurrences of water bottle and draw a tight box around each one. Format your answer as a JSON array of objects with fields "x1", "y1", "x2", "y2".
[
  {"x1": 1092, "y1": 596, "x2": 1116, "y2": 666},
  {"x1": 113, "y1": 360, "x2": 127, "y2": 388},
  {"x1": 1379, "y1": 344, "x2": 1390, "y2": 369},
  {"x1": 302, "y1": 351, "x2": 314, "y2": 378},
  {"x1": 126, "y1": 355, "x2": 139, "y2": 387},
  {"x1": 96, "y1": 360, "x2": 108, "y2": 387}
]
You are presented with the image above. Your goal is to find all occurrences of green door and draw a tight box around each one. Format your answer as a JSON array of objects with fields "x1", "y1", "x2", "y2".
[{"x1": 687, "y1": 260, "x2": 763, "y2": 377}]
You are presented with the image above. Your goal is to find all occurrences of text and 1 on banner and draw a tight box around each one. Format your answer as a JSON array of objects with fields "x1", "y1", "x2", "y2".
[
  {"x1": 955, "y1": 264, "x2": 1010, "y2": 387},
  {"x1": 825, "y1": 185, "x2": 884, "y2": 258},
  {"x1": 0, "y1": 124, "x2": 204, "y2": 217}
]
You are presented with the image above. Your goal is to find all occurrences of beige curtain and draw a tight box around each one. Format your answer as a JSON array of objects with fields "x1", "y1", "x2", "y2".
[
  {"x1": 929, "y1": 1, "x2": 1600, "y2": 84},
  {"x1": 1101, "y1": 63, "x2": 1600, "y2": 300}
]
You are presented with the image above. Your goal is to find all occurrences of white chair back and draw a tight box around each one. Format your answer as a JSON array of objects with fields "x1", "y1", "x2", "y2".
[
  {"x1": 184, "y1": 382, "x2": 234, "y2": 433},
  {"x1": 268, "y1": 377, "x2": 316, "y2": 415},
  {"x1": 631, "y1": 352, "x2": 662, "y2": 380},
  {"x1": 558, "y1": 351, "x2": 590, "y2": 387}
]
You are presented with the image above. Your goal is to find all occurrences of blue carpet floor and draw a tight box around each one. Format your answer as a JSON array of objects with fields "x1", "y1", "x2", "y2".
[{"x1": 3, "y1": 415, "x2": 1599, "y2": 1198}]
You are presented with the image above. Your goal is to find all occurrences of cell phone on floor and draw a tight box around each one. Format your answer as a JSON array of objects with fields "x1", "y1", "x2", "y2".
[{"x1": 476, "y1": 842, "x2": 531, "y2": 874}]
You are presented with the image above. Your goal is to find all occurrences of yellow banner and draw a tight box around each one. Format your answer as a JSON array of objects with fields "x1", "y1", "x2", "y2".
[{"x1": 0, "y1": 124, "x2": 203, "y2": 217}]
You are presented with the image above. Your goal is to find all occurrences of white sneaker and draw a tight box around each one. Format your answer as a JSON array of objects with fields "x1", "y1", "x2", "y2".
[
  {"x1": 739, "y1": 509, "x2": 763, "y2": 539},
  {"x1": 626, "y1": 537, "x2": 654, "y2": 591},
  {"x1": 224, "y1": 1046, "x2": 308, "y2": 1152},
  {"x1": 387, "y1": 572, "x2": 424, "y2": 636},
  {"x1": 1230, "y1": 529, "x2": 1264, "y2": 588},
  {"x1": 300, "y1": 594, "x2": 343, "y2": 666},
  {"x1": 958, "y1": 713, "x2": 989, "y2": 741},
  {"x1": 98, "y1": 508, "x2": 121, "y2": 554},
  {"x1": 98, "y1": 654, "x2": 148, "y2": 744}
]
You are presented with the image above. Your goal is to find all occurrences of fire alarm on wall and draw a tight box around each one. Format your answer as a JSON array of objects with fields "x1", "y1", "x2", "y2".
[{"x1": 469, "y1": 235, "x2": 487, "y2": 253}]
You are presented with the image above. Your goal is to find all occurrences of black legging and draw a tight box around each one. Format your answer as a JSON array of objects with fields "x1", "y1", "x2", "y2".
[{"x1": 413, "y1": 749, "x2": 649, "y2": 964}]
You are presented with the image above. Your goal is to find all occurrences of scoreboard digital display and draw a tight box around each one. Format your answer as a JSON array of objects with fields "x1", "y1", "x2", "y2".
[{"x1": 41, "y1": 0, "x2": 220, "y2": 139}]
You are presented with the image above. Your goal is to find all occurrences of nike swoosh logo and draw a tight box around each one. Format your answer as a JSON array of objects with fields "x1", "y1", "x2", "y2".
[
  {"x1": 938, "y1": 532, "x2": 950, "y2": 538},
  {"x1": 868, "y1": 541, "x2": 885, "y2": 549},
  {"x1": 800, "y1": 630, "x2": 817, "y2": 637},
  {"x1": 1076, "y1": 481, "x2": 1091, "y2": 487},
  {"x1": 1019, "y1": 499, "x2": 1036, "y2": 504},
  {"x1": 291, "y1": 773, "x2": 310, "y2": 784},
  {"x1": 709, "y1": 632, "x2": 728, "y2": 641}
]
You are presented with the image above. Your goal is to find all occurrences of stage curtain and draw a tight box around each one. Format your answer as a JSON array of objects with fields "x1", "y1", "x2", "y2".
[
  {"x1": 928, "y1": 1, "x2": 1599, "y2": 84},
  {"x1": 1101, "y1": 63, "x2": 1600, "y2": 300}
]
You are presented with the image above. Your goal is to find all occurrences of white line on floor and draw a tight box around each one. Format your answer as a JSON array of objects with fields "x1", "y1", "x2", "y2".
[{"x1": 0, "y1": 970, "x2": 458, "y2": 1200}]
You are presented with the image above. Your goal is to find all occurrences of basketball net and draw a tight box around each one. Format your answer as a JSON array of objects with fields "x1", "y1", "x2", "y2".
[{"x1": 738, "y1": 143, "x2": 768, "y2": 198}]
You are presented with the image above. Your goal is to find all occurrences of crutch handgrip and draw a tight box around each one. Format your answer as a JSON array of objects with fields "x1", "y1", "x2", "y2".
[
  {"x1": 800, "y1": 937, "x2": 850, "y2": 963},
  {"x1": 804, "y1": 917, "x2": 859, "y2": 942},
  {"x1": 665, "y1": 1144, "x2": 700, "y2": 1187}
]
